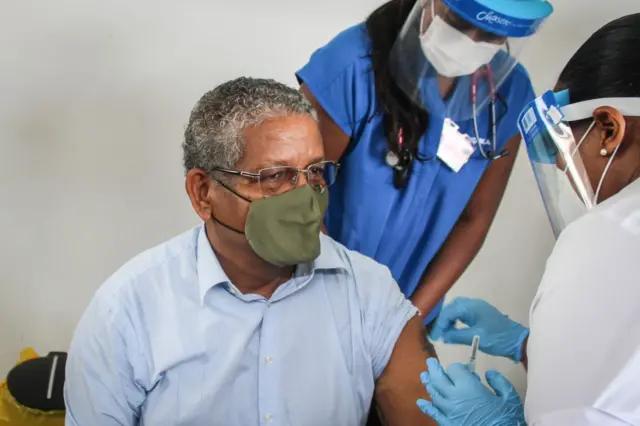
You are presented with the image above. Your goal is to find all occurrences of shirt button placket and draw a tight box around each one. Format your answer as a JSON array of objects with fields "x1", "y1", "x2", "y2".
[{"x1": 259, "y1": 302, "x2": 278, "y2": 425}]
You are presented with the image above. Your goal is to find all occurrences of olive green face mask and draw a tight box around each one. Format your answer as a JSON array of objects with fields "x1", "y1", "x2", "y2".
[{"x1": 212, "y1": 184, "x2": 329, "y2": 267}]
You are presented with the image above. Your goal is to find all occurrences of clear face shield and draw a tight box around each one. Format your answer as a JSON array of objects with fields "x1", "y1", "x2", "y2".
[
  {"x1": 517, "y1": 90, "x2": 640, "y2": 237},
  {"x1": 390, "y1": 0, "x2": 552, "y2": 122}
]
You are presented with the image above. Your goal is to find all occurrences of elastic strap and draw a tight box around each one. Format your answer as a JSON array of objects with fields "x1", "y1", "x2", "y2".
[{"x1": 563, "y1": 97, "x2": 640, "y2": 122}]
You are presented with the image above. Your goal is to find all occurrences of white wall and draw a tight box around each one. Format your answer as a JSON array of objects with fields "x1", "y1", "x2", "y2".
[{"x1": 0, "y1": 0, "x2": 637, "y2": 396}]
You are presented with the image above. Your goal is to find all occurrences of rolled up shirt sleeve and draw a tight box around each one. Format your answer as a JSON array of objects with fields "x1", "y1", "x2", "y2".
[
  {"x1": 349, "y1": 251, "x2": 419, "y2": 379},
  {"x1": 65, "y1": 291, "x2": 146, "y2": 426}
]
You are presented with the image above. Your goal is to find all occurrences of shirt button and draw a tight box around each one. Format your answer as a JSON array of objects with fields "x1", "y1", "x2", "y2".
[
  {"x1": 264, "y1": 414, "x2": 273, "y2": 423},
  {"x1": 264, "y1": 356, "x2": 273, "y2": 364}
]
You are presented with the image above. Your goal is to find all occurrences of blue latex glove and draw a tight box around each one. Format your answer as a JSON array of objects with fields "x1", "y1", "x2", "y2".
[
  {"x1": 429, "y1": 297, "x2": 529, "y2": 362},
  {"x1": 417, "y1": 358, "x2": 526, "y2": 426}
]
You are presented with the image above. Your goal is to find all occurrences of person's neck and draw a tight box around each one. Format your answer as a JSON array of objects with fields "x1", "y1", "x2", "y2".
[
  {"x1": 205, "y1": 223, "x2": 294, "y2": 299},
  {"x1": 437, "y1": 75, "x2": 456, "y2": 99}
]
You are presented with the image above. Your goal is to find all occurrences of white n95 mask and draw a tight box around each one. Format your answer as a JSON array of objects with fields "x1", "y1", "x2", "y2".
[{"x1": 420, "y1": 12, "x2": 503, "y2": 78}]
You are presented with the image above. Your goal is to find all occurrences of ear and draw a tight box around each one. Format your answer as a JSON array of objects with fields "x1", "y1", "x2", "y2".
[
  {"x1": 593, "y1": 106, "x2": 626, "y2": 155},
  {"x1": 185, "y1": 169, "x2": 216, "y2": 221}
]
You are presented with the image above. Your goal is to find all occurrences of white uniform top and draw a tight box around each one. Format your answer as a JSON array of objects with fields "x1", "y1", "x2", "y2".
[{"x1": 525, "y1": 179, "x2": 640, "y2": 426}]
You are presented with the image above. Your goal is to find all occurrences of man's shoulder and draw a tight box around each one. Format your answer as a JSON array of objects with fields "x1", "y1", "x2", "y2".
[{"x1": 93, "y1": 227, "x2": 200, "y2": 308}]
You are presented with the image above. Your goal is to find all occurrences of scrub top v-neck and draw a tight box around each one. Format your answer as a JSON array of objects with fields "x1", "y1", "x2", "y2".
[{"x1": 297, "y1": 24, "x2": 535, "y2": 323}]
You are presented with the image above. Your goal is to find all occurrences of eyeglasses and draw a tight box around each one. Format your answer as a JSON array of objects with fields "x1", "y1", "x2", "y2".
[{"x1": 213, "y1": 160, "x2": 340, "y2": 197}]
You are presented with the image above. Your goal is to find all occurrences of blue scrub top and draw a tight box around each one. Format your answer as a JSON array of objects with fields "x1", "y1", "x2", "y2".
[{"x1": 297, "y1": 24, "x2": 535, "y2": 324}]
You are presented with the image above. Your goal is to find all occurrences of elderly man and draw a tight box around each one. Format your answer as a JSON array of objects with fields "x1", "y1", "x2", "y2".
[{"x1": 64, "y1": 77, "x2": 436, "y2": 426}]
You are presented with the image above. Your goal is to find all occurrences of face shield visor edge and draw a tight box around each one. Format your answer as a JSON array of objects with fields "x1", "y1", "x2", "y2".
[{"x1": 517, "y1": 89, "x2": 640, "y2": 237}]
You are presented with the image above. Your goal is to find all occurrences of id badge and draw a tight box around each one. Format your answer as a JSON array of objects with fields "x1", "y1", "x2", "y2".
[{"x1": 437, "y1": 118, "x2": 475, "y2": 172}]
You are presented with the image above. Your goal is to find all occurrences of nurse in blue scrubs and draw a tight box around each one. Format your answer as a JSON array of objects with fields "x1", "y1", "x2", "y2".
[{"x1": 297, "y1": 0, "x2": 553, "y2": 325}]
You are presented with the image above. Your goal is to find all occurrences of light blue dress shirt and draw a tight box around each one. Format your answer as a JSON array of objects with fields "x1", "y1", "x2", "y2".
[{"x1": 64, "y1": 225, "x2": 418, "y2": 426}]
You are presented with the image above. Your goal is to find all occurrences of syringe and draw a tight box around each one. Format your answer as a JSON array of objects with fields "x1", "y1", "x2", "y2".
[{"x1": 467, "y1": 335, "x2": 480, "y2": 373}]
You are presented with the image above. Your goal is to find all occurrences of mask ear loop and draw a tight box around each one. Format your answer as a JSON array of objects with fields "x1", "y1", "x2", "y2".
[
  {"x1": 420, "y1": 0, "x2": 435, "y2": 34},
  {"x1": 562, "y1": 119, "x2": 621, "y2": 204},
  {"x1": 594, "y1": 143, "x2": 621, "y2": 203},
  {"x1": 563, "y1": 121, "x2": 596, "y2": 174},
  {"x1": 560, "y1": 121, "x2": 596, "y2": 208}
]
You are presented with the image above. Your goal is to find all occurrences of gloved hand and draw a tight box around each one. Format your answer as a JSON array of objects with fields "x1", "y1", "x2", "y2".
[
  {"x1": 429, "y1": 297, "x2": 529, "y2": 362},
  {"x1": 417, "y1": 358, "x2": 525, "y2": 426}
]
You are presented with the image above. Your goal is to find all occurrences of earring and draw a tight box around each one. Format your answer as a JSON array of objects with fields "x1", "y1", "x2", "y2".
[{"x1": 600, "y1": 148, "x2": 608, "y2": 157}]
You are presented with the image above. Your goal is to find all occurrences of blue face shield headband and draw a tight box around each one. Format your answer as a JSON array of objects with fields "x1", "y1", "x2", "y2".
[
  {"x1": 442, "y1": 0, "x2": 553, "y2": 38},
  {"x1": 517, "y1": 89, "x2": 640, "y2": 236},
  {"x1": 518, "y1": 89, "x2": 640, "y2": 164}
]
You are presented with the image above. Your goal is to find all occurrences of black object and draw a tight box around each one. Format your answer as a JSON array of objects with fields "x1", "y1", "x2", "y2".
[
  {"x1": 6, "y1": 352, "x2": 67, "y2": 411},
  {"x1": 366, "y1": 399, "x2": 384, "y2": 426}
]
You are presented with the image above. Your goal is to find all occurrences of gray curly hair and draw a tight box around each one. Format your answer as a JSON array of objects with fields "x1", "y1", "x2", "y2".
[{"x1": 182, "y1": 77, "x2": 317, "y2": 176}]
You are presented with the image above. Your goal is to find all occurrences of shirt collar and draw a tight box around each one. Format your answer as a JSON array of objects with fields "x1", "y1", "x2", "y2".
[
  {"x1": 196, "y1": 226, "x2": 347, "y2": 305},
  {"x1": 196, "y1": 226, "x2": 232, "y2": 304},
  {"x1": 312, "y1": 234, "x2": 348, "y2": 272}
]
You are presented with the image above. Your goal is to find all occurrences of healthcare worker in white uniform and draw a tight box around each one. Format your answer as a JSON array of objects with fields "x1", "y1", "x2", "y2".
[{"x1": 417, "y1": 13, "x2": 640, "y2": 425}]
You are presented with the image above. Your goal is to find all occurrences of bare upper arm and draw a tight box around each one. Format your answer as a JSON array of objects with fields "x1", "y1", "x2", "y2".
[
  {"x1": 374, "y1": 315, "x2": 438, "y2": 426},
  {"x1": 463, "y1": 134, "x2": 521, "y2": 224},
  {"x1": 300, "y1": 83, "x2": 351, "y2": 162}
]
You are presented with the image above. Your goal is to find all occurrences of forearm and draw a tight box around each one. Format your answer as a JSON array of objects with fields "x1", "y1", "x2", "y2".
[
  {"x1": 521, "y1": 335, "x2": 529, "y2": 370},
  {"x1": 411, "y1": 215, "x2": 489, "y2": 315},
  {"x1": 412, "y1": 136, "x2": 520, "y2": 316}
]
